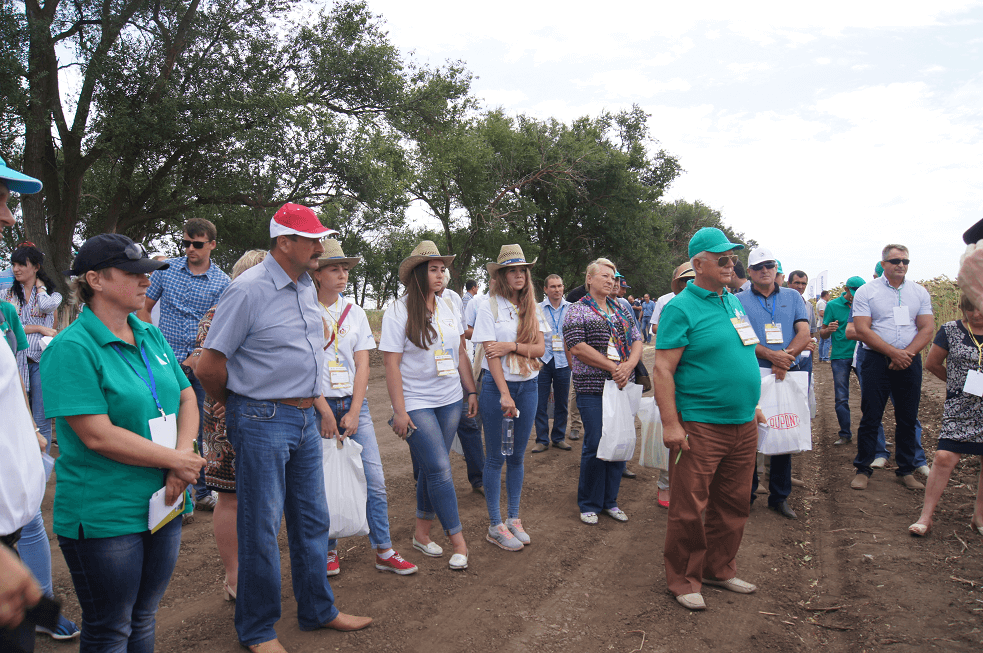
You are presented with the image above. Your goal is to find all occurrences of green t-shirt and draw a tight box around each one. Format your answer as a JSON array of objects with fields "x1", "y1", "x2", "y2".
[
  {"x1": 1, "y1": 301, "x2": 29, "y2": 352},
  {"x1": 41, "y1": 309, "x2": 190, "y2": 539},
  {"x1": 822, "y1": 295, "x2": 856, "y2": 360},
  {"x1": 656, "y1": 282, "x2": 761, "y2": 424}
]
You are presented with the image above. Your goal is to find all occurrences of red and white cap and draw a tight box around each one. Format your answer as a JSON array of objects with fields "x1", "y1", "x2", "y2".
[{"x1": 269, "y1": 203, "x2": 339, "y2": 238}]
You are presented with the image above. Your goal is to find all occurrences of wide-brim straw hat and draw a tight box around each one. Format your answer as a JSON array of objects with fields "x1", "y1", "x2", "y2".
[
  {"x1": 316, "y1": 238, "x2": 361, "y2": 269},
  {"x1": 398, "y1": 240, "x2": 456, "y2": 285},
  {"x1": 486, "y1": 244, "x2": 537, "y2": 274}
]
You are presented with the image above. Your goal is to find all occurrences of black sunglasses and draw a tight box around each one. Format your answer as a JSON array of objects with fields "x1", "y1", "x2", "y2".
[
  {"x1": 884, "y1": 258, "x2": 910, "y2": 266},
  {"x1": 748, "y1": 262, "x2": 776, "y2": 272},
  {"x1": 706, "y1": 254, "x2": 739, "y2": 267},
  {"x1": 182, "y1": 239, "x2": 209, "y2": 249}
]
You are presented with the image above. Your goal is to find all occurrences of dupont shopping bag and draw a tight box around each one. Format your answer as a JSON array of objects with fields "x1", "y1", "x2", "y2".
[
  {"x1": 757, "y1": 371, "x2": 812, "y2": 455},
  {"x1": 598, "y1": 380, "x2": 643, "y2": 462},
  {"x1": 322, "y1": 438, "x2": 370, "y2": 539},
  {"x1": 637, "y1": 397, "x2": 670, "y2": 470}
]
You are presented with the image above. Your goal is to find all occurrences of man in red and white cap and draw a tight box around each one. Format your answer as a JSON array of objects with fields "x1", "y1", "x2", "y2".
[{"x1": 198, "y1": 203, "x2": 370, "y2": 652}]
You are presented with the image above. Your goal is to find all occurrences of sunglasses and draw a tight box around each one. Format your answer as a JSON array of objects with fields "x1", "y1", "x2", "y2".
[
  {"x1": 748, "y1": 262, "x2": 776, "y2": 272},
  {"x1": 706, "y1": 254, "x2": 739, "y2": 267},
  {"x1": 182, "y1": 239, "x2": 209, "y2": 249},
  {"x1": 124, "y1": 242, "x2": 148, "y2": 260},
  {"x1": 884, "y1": 258, "x2": 910, "y2": 266}
]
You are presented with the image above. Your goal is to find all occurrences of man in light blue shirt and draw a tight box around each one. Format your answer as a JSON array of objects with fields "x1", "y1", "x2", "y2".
[
  {"x1": 850, "y1": 244, "x2": 934, "y2": 490},
  {"x1": 640, "y1": 294, "x2": 657, "y2": 343},
  {"x1": 533, "y1": 274, "x2": 573, "y2": 452}
]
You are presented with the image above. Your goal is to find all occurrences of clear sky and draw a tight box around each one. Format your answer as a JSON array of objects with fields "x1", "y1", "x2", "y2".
[{"x1": 356, "y1": 0, "x2": 983, "y2": 291}]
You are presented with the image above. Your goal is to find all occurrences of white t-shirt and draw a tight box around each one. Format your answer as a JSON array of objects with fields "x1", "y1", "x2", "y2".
[
  {"x1": 465, "y1": 292, "x2": 487, "y2": 329},
  {"x1": 440, "y1": 288, "x2": 463, "y2": 324},
  {"x1": 0, "y1": 342, "x2": 45, "y2": 535},
  {"x1": 651, "y1": 291, "x2": 675, "y2": 334},
  {"x1": 816, "y1": 299, "x2": 827, "y2": 313},
  {"x1": 472, "y1": 296, "x2": 549, "y2": 382},
  {"x1": 379, "y1": 296, "x2": 465, "y2": 411},
  {"x1": 318, "y1": 298, "x2": 376, "y2": 398}
]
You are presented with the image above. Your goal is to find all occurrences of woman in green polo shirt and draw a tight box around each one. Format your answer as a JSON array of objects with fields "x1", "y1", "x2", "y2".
[{"x1": 40, "y1": 234, "x2": 204, "y2": 652}]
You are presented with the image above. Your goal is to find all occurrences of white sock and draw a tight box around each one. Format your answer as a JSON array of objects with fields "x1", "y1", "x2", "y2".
[{"x1": 378, "y1": 549, "x2": 395, "y2": 560}]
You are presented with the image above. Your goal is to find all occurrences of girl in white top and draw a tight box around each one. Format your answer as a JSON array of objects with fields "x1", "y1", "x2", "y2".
[
  {"x1": 312, "y1": 240, "x2": 419, "y2": 577},
  {"x1": 473, "y1": 245, "x2": 547, "y2": 551},
  {"x1": 380, "y1": 241, "x2": 477, "y2": 571}
]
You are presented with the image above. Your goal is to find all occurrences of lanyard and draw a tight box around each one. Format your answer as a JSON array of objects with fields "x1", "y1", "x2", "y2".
[
  {"x1": 966, "y1": 323, "x2": 983, "y2": 370},
  {"x1": 111, "y1": 343, "x2": 164, "y2": 416},
  {"x1": 756, "y1": 291, "x2": 777, "y2": 324},
  {"x1": 320, "y1": 298, "x2": 343, "y2": 355},
  {"x1": 546, "y1": 302, "x2": 564, "y2": 332},
  {"x1": 432, "y1": 298, "x2": 447, "y2": 349}
]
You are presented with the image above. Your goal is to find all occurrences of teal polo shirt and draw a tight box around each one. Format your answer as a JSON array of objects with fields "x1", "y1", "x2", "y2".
[
  {"x1": 41, "y1": 309, "x2": 190, "y2": 539},
  {"x1": 1, "y1": 301, "x2": 28, "y2": 352},
  {"x1": 656, "y1": 281, "x2": 761, "y2": 424},
  {"x1": 822, "y1": 295, "x2": 856, "y2": 360}
]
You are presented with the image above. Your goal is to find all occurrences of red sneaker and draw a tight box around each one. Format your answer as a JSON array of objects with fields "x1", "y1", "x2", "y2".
[
  {"x1": 375, "y1": 550, "x2": 418, "y2": 576},
  {"x1": 326, "y1": 550, "x2": 340, "y2": 577}
]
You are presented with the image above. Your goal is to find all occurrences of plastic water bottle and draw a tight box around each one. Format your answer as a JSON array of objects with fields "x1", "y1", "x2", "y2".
[{"x1": 501, "y1": 417, "x2": 515, "y2": 456}]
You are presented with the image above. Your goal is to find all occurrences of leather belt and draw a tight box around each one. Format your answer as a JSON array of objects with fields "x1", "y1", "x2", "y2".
[{"x1": 271, "y1": 397, "x2": 318, "y2": 409}]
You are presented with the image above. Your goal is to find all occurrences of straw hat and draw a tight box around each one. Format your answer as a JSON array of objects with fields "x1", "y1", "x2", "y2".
[
  {"x1": 398, "y1": 241, "x2": 456, "y2": 285},
  {"x1": 670, "y1": 263, "x2": 695, "y2": 293},
  {"x1": 486, "y1": 244, "x2": 537, "y2": 274},
  {"x1": 316, "y1": 239, "x2": 361, "y2": 269}
]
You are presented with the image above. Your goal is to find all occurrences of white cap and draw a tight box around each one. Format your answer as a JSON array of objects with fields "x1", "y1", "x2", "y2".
[{"x1": 748, "y1": 246, "x2": 776, "y2": 266}]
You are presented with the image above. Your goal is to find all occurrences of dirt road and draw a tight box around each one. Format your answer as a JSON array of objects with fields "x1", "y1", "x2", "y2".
[{"x1": 36, "y1": 348, "x2": 982, "y2": 652}]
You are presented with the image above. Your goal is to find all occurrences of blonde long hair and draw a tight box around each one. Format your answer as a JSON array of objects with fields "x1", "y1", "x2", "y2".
[{"x1": 491, "y1": 266, "x2": 542, "y2": 376}]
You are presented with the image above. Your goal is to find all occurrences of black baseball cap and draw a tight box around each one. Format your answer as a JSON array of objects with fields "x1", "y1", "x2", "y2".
[{"x1": 66, "y1": 234, "x2": 169, "y2": 276}]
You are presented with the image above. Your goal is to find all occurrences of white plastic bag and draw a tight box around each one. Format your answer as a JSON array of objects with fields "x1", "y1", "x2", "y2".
[
  {"x1": 637, "y1": 397, "x2": 670, "y2": 470},
  {"x1": 598, "y1": 380, "x2": 643, "y2": 462},
  {"x1": 757, "y1": 371, "x2": 812, "y2": 455},
  {"x1": 450, "y1": 434, "x2": 464, "y2": 456},
  {"x1": 322, "y1": 438, "x2": 369, "y2": 539}
]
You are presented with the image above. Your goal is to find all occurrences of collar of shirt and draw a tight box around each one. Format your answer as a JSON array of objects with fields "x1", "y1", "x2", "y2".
[
  {"x1": 749, "y1": 282, "x2": 782, "y2": 299},
  {"x1": 78, "y1": 307, "x2": 153, "y2": 348},
  {"x1": 262, "y1": 254, "x2": 313, "y2": 291},
  {"x1": 175, "y1": 256, "x2": 220, "y2": 278}
]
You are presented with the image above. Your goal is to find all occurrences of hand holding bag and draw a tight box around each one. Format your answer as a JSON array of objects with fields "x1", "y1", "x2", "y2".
[
  {"x1": 322, "y1": 438, "x2": 370, "y2": 539},
  {"x1": 598, "y1": 379, "x2": 643, "y2": 461},
  {"x1": 757, "y1": 371, "x2": 812, "y2": 455}
]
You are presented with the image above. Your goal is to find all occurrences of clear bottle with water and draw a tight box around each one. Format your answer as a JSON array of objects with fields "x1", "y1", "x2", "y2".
[{"x1": 501, "y1": 417, "x2": 515, "y2": 456}]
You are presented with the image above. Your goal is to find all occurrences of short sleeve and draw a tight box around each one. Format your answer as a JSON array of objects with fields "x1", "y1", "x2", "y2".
[
  {"x1": 537, "y1": 307, "x2": 549, "y2": 334},
  {"x1": 932, "y1": 324, "x2": 950, "y2": 350},
  {"x1": 465, "y1": 297, "x2": 480, "y2": 327},
  {"x1": 41, "y1": 339, "x2": 110, "y2": 417},
  {"x1": 378, "y1": 302, "x2": 407, "y2": 353},
  {"x1": 146, "y1": 268, "x2": 164, "y2": 302},
  {"x1": 655, "y1": 303, "x2": 690, "y2": 350},
  {"x1": 202, "y1": 282, "x2": 252, "y2": 358},
  {"x1": 822, "y1": 303, "x2": 834, "y2": 326},
  {"x1": 4, "y1": 305, "x2": 28, "y2": 352},
  {"x1": 353, "y1": 309, "x2": 376, "y2": 352},
  {"x1": 851, "y1": 286, "x2": 871, "y2": 318},
  {"x1": 562, "y1": 306, "x2": 587, "y2": 349},
  {"x1": 471, "y1": 302, "x2": 496, "y2": 343},
  {"x1": 917, "y1": 287, "x2": 933, "y2": 316}
]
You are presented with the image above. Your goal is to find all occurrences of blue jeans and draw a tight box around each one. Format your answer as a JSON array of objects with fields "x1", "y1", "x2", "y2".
[
  {"x1": 854, "y1": 347, "x2": 913, "y2": 462},
  {"x1": 58, "y1": 517, "x2": 181, "y2": 653},
  {"x1": 456, "y1": 378, "x2": 486, "y2": 489},
  {"x1": 535, "y1": 359, "x2": 570, "y2": 445},
  {"x1": 576, "y1": 393, "x2": 625, "y2": 513},
  {"x1": 406, "y1": 402, "x2": 464, "y2": 535},
  {"x1": 854, "y1": 351, "x2": 923, "y2": 477},
  {"x1": 480, "y1": 378, "x2": 538, "y2": 525},
  {"x1": 186, "y1": 370, "x2": 209, "y2": 501},
  {"x1": 641, "y1": 316, "x2": 653, "y2": 342},
  {"x1": 225, "y1": 394, "x2": 338, "y2": 645},
  {"x1": 831, "y1": 358, "x2": 858, "y2": 439},
  {"x1": 323, "y1": 397, "x2": 391, "y2": 551},
  {"x1": 28, "y1": 360, "x2": 52, "y2": 453},
  {"x1": 18, "y1": 509, "x2": 53, "y2": 597},
  {"x1": 818, "y1": 337, "x2": 831, "y2": 361}
]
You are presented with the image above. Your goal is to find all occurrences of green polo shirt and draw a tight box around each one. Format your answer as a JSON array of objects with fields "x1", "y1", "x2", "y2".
[
  {"x1": 822, "y1": 295, "x2": 856, "y2": 360},
  {"x1": 1, "y1": 301, "x2": 28, "y2": 352},
  {"x1": 656, "y1": 281, "x2": 761, "y2": 424},
  {"x1": 41, "y1": 309, "x2": 190, "y2": 539}
]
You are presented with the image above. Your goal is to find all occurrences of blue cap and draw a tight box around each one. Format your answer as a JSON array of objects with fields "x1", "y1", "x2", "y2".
[{"x1": 0, "y1": 157, "x2": 42, "y2": 195}]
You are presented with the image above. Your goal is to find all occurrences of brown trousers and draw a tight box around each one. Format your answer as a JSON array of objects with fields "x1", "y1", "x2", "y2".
[{"x1": 663, "y1": 419, "x2": 758, "y2": 596}]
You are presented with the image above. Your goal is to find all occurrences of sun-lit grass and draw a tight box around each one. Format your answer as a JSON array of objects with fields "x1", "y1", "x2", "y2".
[{"x1": 365, "y1": 309, "x2": 383, "y2": 339}]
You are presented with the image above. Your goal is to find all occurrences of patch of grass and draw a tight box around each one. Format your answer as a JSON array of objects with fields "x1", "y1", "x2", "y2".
[{"x1": 365, "y1": 309, "x2": 383, "y2": 339}]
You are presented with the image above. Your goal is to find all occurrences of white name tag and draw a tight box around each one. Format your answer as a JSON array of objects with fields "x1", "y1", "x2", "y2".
[
  {"x1": 149, "y1": 413, "x2": 178, "y2": 449},
  {"x1": 732, "y1": 318, "x2": 760, "y2": 346},
  {"x1": 551, "y1": 334, "x2": 564, "y2": 351},
  {"x1": 434, "y1": 349, "x2": 458, "y2": 376},
  {"x1": 893, "y1": 305, "x2": 910, "y2": 326},
  {"x1": 765, "y1": 323, "x2": 783, "y2": 344},
  {"x1": 964, "y1": 369, "x2": 983, "y2": 397},
  {"x1": 327, "y1": 361, "x2": 351, "y2": 390},
  {"x1": 606, "y1": 337, "x2": 621, "y2": 361}
]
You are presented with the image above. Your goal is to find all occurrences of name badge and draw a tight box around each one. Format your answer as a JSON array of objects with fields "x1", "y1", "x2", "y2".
[
  {"x1": 731, "y1": 317, "x2": 760, "y2": 346},
  {"x1": 327, "y1": 361, "x2": 351, "y2": 390},
  {"x1": 434, "y1": 349, "x2": 458, "y2": 377},
  {"x1": 551, "y1": 334, "x2": 564, "y2": 351},
  {"x1": 765, "y1": 322, "x2": 783, "y2": 344},
  {"x1": 964, "y1": 369, "x2": 983, "y2": 397},
  {"x1": 606, "y1": 336, "x2": 621, "y2": 361},
  {"x1": 149, "y1": 413, "x2": 178, "y2": 449},
  {"x1": 893, "y1": 305, "x2": 910, "y2": 326}
]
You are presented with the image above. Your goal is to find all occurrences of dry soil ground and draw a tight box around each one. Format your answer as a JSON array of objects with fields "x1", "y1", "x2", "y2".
[{"x1": 35, "y1": 346, "x2": 983, "y2": 653}]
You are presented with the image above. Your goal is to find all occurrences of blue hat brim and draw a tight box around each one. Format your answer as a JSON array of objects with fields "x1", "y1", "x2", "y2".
[{"x1": 0, "y1": 159, "x2": 43, "y2": 195}]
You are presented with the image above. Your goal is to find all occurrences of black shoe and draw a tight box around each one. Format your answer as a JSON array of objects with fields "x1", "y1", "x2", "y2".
[
  {"x1": 552, "y1": 441, "x2": 572, "y2": 450},
  {"x1": 622, "y1": 468, "x2": 636, "y2": 479},
  {"x1": 769, "y1": 501, "x2": 797, "y2": 520}
]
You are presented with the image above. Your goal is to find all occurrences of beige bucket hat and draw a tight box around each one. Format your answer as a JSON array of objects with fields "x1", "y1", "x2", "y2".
[
  {"x1": 398, "y1": 240, "x2": 456, "y2": 285},
  {"x1": 316, "y1": 238, "x2": 361, "y2": 269},
  {"x1": 486, "y1": 244, "x2": 537, "y2": 274}
]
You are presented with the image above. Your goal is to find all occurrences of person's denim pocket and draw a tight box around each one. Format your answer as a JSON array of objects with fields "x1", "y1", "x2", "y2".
[{"x1": 242, "y1": 401, "x2": 277, "y2": 421}]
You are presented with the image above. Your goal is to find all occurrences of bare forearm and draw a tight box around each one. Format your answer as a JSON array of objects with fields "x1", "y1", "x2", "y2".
[
  {"x1": 66, "y1": 415, "x2": 184, "y2": 469},
  {"x1": 176, "y1": 388, "x2": 198, "y2": 451},
  {"x1": 383, "y1": 355, "x2": 408, "y2": 415},
  {"x1": 904, "y1": 325, "x2": 934, "y2": 355},
  {"x1": 569, "y1": 342, "x2": 617, "y2": 374},
  {"x1": 786, "y1": 326, "x2": 811, "y2": 357},
  {"x1": 196, "y1": 350, "x2": 229, "y2": 404}
]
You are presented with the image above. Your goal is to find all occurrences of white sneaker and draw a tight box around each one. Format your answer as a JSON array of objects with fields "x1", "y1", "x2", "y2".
[
  {"x1": 870, "y1": 457, "x2": 887, "y2": 469},
  {"x1": 915, "y1": 465, "x2": 931, "y2": 476}
]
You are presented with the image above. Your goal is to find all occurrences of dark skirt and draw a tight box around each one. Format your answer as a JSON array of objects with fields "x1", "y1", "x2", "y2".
[{"x1": 937, "y1": 438, "x2": 983, "y2": 456}]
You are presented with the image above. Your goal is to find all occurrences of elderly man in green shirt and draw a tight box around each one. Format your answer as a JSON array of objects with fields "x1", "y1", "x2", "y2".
[{"x1": 653, "y1": 227, "x2": 765, "y2": 612}]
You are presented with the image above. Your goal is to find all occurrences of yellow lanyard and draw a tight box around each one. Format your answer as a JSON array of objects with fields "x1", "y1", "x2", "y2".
[
  {"x1": 432, "y1": 298, "x2": 447, "y2": 349},
  {"x1": 967, "y1": 323, "x2": 983, "y2": 370},
  {"x1": 320, "y1": 298, "x2": 343, "y2": 356}
]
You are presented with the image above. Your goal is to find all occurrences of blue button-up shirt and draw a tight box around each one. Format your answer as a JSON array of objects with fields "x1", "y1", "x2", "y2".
[
  {"x1": 540, "y1": 297, "x2": 571, "y2": 368},
  {"x1": 737, "y1": 284, "x2": 809, "y2": 368},
  {"x1": 203, "y1": 255, "x2": 323, "y2": 399},
  {"x1": 147, "y1": 256, "x2": 231, "y2": 360},
  {"x1": 851, "y1": 275, "x2": 932, "y2": 350}
]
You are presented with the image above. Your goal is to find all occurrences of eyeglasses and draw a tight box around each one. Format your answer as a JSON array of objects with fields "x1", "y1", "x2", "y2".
[
  {"x1": 884, "y1": 258, "x2": 910, "y2": 266},
  {"x1": 182, "y1": 239, "x2": 208, "y2": 249},
  {"x1": 124, "y1": 243, "x2": 148, "y2": 260},
  {"x1": 748, "y1": 262, "x2": 776, "y2": 271},
  {"x1": 706, "y1": 254, "x2": 739, "y2": 267}
]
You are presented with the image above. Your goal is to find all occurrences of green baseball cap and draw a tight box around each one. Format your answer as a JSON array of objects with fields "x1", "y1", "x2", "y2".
[
  {"x1": 687, "y1": 227, "x2": 745, "y2": 258},
  {"x1": 874, "y1": 261, "x2": 883, "y2": 277},
  {"x1": 846, "y1": 276, "x2": 866, "y2": 290},
  {"x1": 776, "y1": 259, "x2": 783, "y2": 274}
]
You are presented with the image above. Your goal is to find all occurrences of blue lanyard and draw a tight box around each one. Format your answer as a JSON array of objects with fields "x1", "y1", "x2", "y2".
[
  {"x1": 111, "y1": 343, "x2": 164, "y2": 416},
  {"x1": 546, "y1": 303, "x2": 564, "y2": 332},
  {"x1": 756, "y1": 292, "x2": 777, "y2": 324}
]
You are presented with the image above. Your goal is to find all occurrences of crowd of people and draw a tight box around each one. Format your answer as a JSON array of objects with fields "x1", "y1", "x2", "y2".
[{"x1": 2, "y1": 153, "x2": 982, "y2": 650}]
